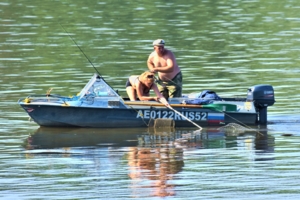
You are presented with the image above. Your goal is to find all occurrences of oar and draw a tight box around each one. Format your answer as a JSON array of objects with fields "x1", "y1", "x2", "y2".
[{"x1": 124, "y1": 101, "x2": 237, "y2": 112}]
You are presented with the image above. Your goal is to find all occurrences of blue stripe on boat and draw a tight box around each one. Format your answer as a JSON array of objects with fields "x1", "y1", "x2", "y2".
[{"x1": 207, "y1": 113, "x2": 224, "y2": 124}]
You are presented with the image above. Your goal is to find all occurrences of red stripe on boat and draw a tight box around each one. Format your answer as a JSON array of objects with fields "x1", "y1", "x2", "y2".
[
  {"x1": 207, "y1": 119, "x2": 224, "y2": 124},
  {"x1": 26, "y1": 108, "x2": 34, "y2": 113}
]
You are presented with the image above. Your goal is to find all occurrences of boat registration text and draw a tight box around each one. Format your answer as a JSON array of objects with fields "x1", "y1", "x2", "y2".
[{"x1": 136, "y1": 110, "x2": 207, "y2": 121}]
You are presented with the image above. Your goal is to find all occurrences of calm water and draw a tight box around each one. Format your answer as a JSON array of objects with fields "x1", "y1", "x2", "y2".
[{"x1": 1, "y1": 0, "x2": 300, "y2": 199}]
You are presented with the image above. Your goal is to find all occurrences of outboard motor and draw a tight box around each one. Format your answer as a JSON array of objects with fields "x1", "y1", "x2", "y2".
[{"x1": 247, "y1": 84, "x2": 275, "y2": 124}]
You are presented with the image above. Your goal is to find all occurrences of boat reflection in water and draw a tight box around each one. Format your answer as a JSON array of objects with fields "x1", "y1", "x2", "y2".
[
  {"x1": 24, "y1": 126, "x2": 274, "y2": 150},
  {"x1": 23, "y1": 126, "x2": 274, "y2": 197}
]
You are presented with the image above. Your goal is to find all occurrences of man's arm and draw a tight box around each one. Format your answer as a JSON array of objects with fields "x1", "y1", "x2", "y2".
[{"x1": 147, "y1": 53, "x2": 156, "y2": 73}]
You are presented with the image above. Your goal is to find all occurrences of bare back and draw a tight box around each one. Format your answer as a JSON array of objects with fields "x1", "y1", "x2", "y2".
[
  {"x1": 128, "y1": 75, "x2": 139, "y2": 89},
  {"x1": 128, "y1": 75, "x2": 152, "y2": 95}
]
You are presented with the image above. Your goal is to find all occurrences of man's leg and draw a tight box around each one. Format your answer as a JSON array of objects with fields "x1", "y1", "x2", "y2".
[
  {"x1": 157, "y1": 83, "x2": 169, "y2": 99},
  {"x1": 168, "y1": 72, "x2": 182, "y2": 98},
  {"x1": 168, "y1": 85, "x2": 182, "y2": 98}
]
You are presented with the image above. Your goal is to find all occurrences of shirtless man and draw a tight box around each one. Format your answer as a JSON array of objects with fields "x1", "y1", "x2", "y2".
[{"x1": 147, "y1": 39, "x2": 182, "y2": 99}]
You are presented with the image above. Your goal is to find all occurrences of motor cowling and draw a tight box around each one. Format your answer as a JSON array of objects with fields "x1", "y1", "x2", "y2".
[
  {"x1": 246, "y1": 84, "x2": 275, "y2": 125},
  {"x1": 247, "y1": 84, "x2": 275, "y2": 107}
]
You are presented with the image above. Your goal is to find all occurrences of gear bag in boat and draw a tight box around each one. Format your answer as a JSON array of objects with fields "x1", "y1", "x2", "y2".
[{"x1": 183, "y1": 90, "x2": 222, "y2": 105}]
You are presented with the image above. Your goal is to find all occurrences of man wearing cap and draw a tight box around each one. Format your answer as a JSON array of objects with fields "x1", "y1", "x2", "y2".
[{"x1": 147, "y1": 39, "x2": 182, "y2": 99}]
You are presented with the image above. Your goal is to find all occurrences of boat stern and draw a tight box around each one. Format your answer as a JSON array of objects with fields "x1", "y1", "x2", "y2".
[{"x1": 247, "y1": 84, "x2": 275, "y2": 124}]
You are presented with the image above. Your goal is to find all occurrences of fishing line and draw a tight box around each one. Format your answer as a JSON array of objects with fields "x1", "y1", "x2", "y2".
[
  {"x1": 60, "y1": 24, "x2": 102, "y2": 78},
  {"x1": 154, "y1": 75, "x2": 182, "y2": 93},
  {"x1": 214, "y1": 107, "x2": 264, "y2": 136}
]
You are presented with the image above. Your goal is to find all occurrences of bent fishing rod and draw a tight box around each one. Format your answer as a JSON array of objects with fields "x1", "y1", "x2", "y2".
[{"x1": 60, "y1": 24, "x2": 103, "y2": 78}]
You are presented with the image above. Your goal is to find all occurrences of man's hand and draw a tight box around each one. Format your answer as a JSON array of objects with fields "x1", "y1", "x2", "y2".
[{"x1": 149, "y1": 66, "x2": 158, "y2": 73}]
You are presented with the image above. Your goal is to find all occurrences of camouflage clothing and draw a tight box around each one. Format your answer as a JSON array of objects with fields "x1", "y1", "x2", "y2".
[{"x1": 156, "y1": 71, "x2": 182, "y2": 99}]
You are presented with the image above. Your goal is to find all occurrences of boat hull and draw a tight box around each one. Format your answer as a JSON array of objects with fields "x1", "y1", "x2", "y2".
[{"x1": 19, "y1": 103, "x2": 257, "y2": 128}]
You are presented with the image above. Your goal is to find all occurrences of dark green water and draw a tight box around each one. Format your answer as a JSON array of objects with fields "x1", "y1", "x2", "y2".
[{"x1": 1, "y1": 0, "x2": 300, "y2": 199}]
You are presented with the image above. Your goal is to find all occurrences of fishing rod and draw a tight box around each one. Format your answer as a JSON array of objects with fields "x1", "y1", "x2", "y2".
[{"x1": 60, "y1": 24, "x2": 103, "y2": 78}]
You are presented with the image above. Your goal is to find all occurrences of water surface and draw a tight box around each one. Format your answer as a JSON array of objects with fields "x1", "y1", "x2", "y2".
[{"x1": 1, "y1": 0, "x2": 300, "y2": 199}]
